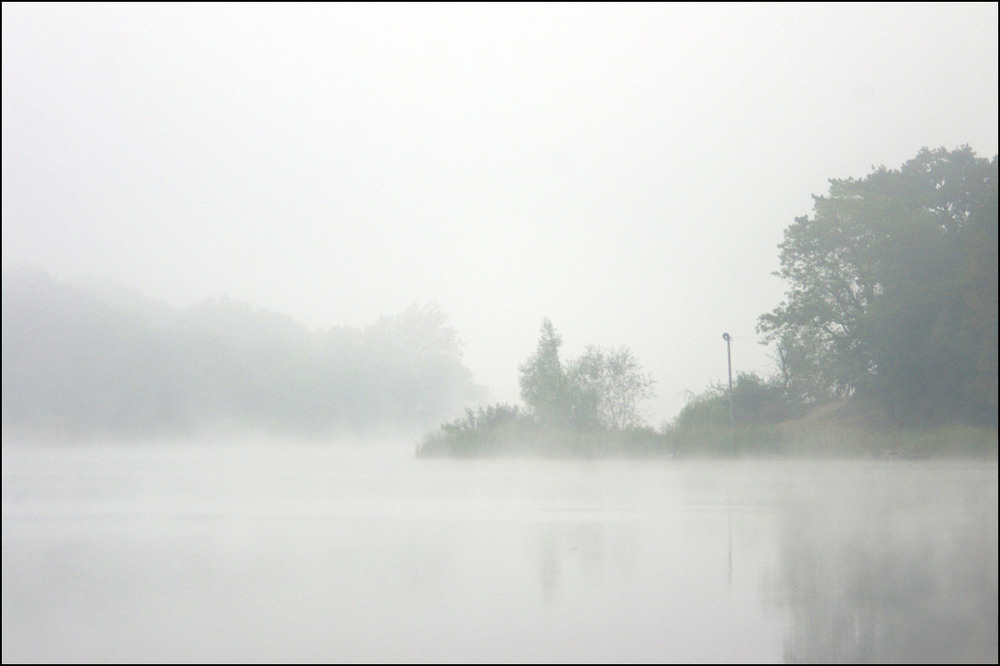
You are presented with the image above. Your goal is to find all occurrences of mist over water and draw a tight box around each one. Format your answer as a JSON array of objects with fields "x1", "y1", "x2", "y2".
[
  {"x1": 4, "y1": 7, "x2": 996, "y2": 662},
  {"x1": 3, "y1": 442, "x2": 996, "y2": 663}
]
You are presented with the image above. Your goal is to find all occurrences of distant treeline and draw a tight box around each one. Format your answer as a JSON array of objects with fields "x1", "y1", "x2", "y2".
[{"x1": 2, "y1": 268, "x2": 484, "y2": 440}]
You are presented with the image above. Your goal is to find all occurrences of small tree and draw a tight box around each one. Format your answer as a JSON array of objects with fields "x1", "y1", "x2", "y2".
[
  {"x1": 519, "y1": 319, "x2": 573, "y2": 427},
  {"x1": 520, "y1": 320, "x2": 657, "y2": 432},
  {"x1": 568, "y1": 345, "x2": 655, "y2": 430}
]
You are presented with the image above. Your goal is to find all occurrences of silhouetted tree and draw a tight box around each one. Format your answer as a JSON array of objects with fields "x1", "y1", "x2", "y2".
[
  {"x1": 759, "y1": 146, "x2": 998, "y2": 426},
  {"x1": 519, "y1": 319, "x2": 574, "y2": 428}
]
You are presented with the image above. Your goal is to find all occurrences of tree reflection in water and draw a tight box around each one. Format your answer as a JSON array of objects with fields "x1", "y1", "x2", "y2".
[{"x1": 769, "y1": 464, "x2": 998, "y2": 663}]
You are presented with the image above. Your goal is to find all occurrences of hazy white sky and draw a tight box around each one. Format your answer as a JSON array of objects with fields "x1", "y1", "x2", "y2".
[{"x1": 3, "y1": 3, "x2": 998, "y2": 424}]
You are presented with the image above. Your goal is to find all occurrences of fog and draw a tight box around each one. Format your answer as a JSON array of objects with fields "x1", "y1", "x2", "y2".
[
  {"x1": 4, "y1": 3, "x2": 997, "y2": 423},
  {"x1": 3, "y1": 446, "x2": 996, "y2": 662},
  {"x1": 3, "y1": 7, "x2": 998, "y2": 662}
]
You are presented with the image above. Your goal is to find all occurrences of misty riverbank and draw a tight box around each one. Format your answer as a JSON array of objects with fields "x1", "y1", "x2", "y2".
[
  {"x1": 3, "y1": 421, "x2": 995, "y2": 462},
  {"x1": 416, "y1": 423, "x2": 999, "y2": 460}
]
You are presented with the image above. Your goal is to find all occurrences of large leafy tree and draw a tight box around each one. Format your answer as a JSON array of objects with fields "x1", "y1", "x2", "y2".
[{"x1": 759, "y1": 146, "x2": 998, "y2": 425}]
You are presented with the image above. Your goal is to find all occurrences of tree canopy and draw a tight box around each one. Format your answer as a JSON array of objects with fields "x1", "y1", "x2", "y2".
[
  {"x1": 518, "y1": 319, "x2": 574, "y2": 427},
  {"x1": 567, "y1": 345, "x2": 655, "y2": 431},
  {"x1": 758, "y1": 146, "x2": 998, "y2": 426},
  {"x1": 519, "y1": 319, "x2": 656, "y2": 432}
]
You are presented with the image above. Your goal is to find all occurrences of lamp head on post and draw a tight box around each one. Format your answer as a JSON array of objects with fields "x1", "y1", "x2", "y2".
[{"x1": 722, "y1": 332, "x2": 735, "y2": 455}]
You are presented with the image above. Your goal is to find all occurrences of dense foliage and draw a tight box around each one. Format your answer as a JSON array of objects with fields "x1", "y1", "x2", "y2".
[
  {"x1": 758, "y1": 146, "x2": 998, "y2": 427},
  {"x1": 663, "y1": 146, "x2": 997, "y2": 457},
  {"x1": 671, "y1": 372, "x2": 804, "y2": 430},
  {"x1": 2, "y1": 268, "x2": 483, "y2": 439}
]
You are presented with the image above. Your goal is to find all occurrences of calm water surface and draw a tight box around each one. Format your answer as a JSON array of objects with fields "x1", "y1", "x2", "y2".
[{"x1": 3, "y1": 443, "x2": 997, "y2": 662}]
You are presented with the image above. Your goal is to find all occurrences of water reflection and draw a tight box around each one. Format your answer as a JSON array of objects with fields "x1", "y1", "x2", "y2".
[
  {"x1": 2, "y1": 448, "x2": 995, "y2": 662},
  {"x1": 531, "y1": 521, "x2": 632, "y2": 604},
  {"x1": 767, "y1": 463, "x2": 998, "y2": 663}
]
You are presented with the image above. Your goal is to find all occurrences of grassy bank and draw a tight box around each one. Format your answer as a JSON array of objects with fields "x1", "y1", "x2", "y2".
[{"x1": 665, "y1": 423, "x2": 997, "y2": 459}]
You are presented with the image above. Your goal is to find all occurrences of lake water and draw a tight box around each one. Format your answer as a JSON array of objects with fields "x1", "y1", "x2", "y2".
[{"x1": 3, "y1": 443, "x2": 997, "y2": 663}]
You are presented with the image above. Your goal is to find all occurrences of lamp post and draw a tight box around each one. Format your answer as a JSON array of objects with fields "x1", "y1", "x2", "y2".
[{"x1": 722, "y1": 332, "x2": 734, "y2": 456}]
